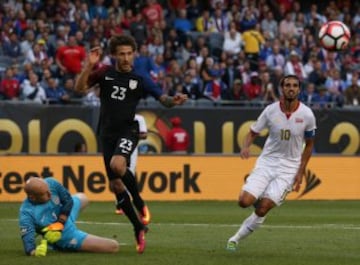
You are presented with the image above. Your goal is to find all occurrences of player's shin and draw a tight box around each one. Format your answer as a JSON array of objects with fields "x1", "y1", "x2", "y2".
[
  {"x1": 229, "y1": 212, "x2": 266, "y2": 243},
  {"x1": 122, "y1": 169, "x2": 145, "y2": 212},
  {"x1": 115, "y1": 191, "x2": 143, "y2": 231},
  {"x1": 116, "y1": 191, "x2": 147, "y2": 253}
]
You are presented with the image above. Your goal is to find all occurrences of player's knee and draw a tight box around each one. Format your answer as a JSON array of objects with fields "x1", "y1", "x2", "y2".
[
  {"x1": 109, "y1": 161, "x2": 122, "y2": 175},
  {"x1": 255, "y1": 207, "x2": 269, "y2": 217},
  {"x1": 109, "y1": 240, "x2": 120, "y2": 253},
  {"x1": 255, "y1": 200, "x2": 275, "y2": 217},
  {"x1": 110, "y1": 157, "x2": 126, "y2": 176},
  {"x1": 74, "y1": 193, "x2": 89, "y2": 209},
  {"x1": 110, "y1": 179, "x2": 126, "y2": 193},
  {"x1": 238, "y1": 198, "x2": 252, "y2": 208},
  {"x1": 238, "y1": 192, "x2": 255, "y2": 208}
]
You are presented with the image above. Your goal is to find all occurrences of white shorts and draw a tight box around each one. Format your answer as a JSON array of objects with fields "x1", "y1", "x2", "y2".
[
  {"x1": 129, "y1": 147, "x2": 138, "y2": 175},
  {"x1": 242, "y1": 165, "x2": 295, "y2": 206}
]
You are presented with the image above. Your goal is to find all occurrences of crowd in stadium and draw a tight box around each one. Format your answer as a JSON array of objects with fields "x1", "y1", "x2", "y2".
[{"x1": 0, "y1": 0, "x2": 359, "y2": 108}]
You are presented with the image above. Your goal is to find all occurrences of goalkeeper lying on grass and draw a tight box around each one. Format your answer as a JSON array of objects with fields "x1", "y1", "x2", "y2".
[{"x1": 19, "y1": 177, "x2": 119, "y2": 256}]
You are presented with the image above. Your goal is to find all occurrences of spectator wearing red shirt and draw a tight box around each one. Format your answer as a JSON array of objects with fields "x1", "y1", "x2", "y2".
[
  {"x1": 243, "y1": 72, "x2": 262, "y2": 100},
  {"x1": 166, "y1": 117, "x2": 190, "y2": 154},
  {"x1": 168, "y1": 0, "x2": 187, "y2": 10},
  {"x1": 56, "y1": 35, "x2": 86, "y2": 77},
  {"x1": 121, "y1": 9, "x2": 136, "y2": 30},
  {"x1": 141, "y1": 0, "x2": 164, "y2": 29},
  {"x1": 0, "y1": 68, "x2": 20, "y2": 100},
  {"x1": 104, "y1": 15, "x2": 123, "y2": 38},
  {"x1": 276, "y1": 0, "x2": 293, "y2": 13}
]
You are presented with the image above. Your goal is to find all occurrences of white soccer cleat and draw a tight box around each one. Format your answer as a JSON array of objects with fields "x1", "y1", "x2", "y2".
[{"x1": 226, "y1": 240, "x2": 238, "y2": 251}]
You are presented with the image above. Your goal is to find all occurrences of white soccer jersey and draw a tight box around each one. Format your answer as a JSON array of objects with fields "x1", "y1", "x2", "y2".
[{"x1": 251, "y1": 101, "x2": 316, "y2": 170}]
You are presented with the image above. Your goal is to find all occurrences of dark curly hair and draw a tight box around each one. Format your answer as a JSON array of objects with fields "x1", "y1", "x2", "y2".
[{"x1": 109, "y1": 35, "x2": 137, "y2": 55}]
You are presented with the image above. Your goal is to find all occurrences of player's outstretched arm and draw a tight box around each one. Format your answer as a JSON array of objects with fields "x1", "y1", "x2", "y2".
[
  {"x1": 75, "y1": 47, "x2": 101, "y2": 94},
  {"x1": 158, "y1": 94, "x2": 188, "y2": 108}
]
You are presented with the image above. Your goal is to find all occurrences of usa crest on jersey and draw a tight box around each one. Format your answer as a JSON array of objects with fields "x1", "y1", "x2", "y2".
[{"x1": 129, "y1": 79, "x2": 138, "y2": 90}]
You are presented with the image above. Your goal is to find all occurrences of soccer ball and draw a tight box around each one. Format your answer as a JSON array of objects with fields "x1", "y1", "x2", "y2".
[{"x1": 318, "y1": 21, "x2": 351, "y2": 51}]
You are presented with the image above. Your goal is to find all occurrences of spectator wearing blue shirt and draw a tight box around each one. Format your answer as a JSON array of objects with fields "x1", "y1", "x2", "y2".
[
  {"x1": 173, "y1": 9, "x2": 194, "y2": 35},
  {"x1": 151, "y1": 53, "x2": 166, "y2": 79},
  {"x1": 316, "y1": 85, "x2": 333, "y2": 108},
  {"x1": 308, "y1": 60, "x2": 327, "y2": 86},
  {"x1": 299, "y1": 82, "x2": 320, "y2": 106},
  {"x1": 240, "y1": 9, "x2": 257, "y2": 32},
  {"x1": 134, "y1": 43, "x2": 156, "y2": 78},
  {"x1": 203, "y1": 64, "x2": 228, "y2": 101},
  {"x1": 259, "y1": 39, "x2": 273, "y2": 61},
  {"x1": 45, "y1": 77, "x2": 70, "y2": 104},
  {"x1": 89, "y1": 0, "x2": 108, "y2": 20},
  {"x1": 2, "y1": 32, "x2": 22, "y2": 59}
]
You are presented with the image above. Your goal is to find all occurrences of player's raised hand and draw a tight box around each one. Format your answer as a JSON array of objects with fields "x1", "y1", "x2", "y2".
[
  {"x1": 87, "y1": 46, "x2": 101, "y2": 67},
  {"x1": 173, "y1": 94, "x2": 188, "y2": 105}
]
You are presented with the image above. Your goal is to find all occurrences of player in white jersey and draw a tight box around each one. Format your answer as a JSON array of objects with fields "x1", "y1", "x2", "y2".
[
  {"x1": 115, "y1": 114, "x2": 151, "y2": 225},
  {"x1": 129, "y1": 114, "x2": 148, "y2": 174},
  {"x1": 227, "y1": 75, "x2": 316, "y2": 251}
]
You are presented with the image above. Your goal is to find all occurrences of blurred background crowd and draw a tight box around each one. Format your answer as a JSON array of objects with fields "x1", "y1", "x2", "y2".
[{"x1": 0, "y1": 0, "x2": 360, "y2": 109}]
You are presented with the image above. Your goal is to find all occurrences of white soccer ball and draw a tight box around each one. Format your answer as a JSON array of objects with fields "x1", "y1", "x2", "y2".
[{"x1": 318, "y1": 21, "x2": 351, "y2": 51}]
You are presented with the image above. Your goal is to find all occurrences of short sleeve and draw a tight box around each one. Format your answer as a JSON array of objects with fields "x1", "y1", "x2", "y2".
[
  {"x1": 304, "y1": 109, "x2": 317, "y2": 138},
  {"x1": 251, "y1": 106, "x2": 269, "y2": 133}
]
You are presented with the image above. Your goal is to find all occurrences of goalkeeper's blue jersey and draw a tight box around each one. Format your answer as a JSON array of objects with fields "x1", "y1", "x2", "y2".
[{"x1": 19, "y1": 178, "x2": 73, "y2": 255}]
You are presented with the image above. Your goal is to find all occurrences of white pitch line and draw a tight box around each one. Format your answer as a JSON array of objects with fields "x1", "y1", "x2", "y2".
[
  {"x1": 77, "y1": 221, "x2": 360, "y2": 230},
  {"x1": 3, "y1": 219, "x2": 360, "y2": 230}
]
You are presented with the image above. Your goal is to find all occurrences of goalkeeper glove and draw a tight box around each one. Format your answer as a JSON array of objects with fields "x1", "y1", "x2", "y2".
[
  {"x1": 35, "y1": 239, "x2": 47, "y2": 257},
  {"x1": 42, "y1": 222, "x2": 64, "y2": 243}
]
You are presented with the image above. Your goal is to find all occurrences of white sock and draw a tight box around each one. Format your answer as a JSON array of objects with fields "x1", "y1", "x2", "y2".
[{"x1": 229, "y1": 212, "x2": 266, "y2": 243}]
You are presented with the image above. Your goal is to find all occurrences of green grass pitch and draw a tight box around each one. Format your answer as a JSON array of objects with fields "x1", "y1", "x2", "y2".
[{"x1": 0, "y1": 200, "x2": 359, "y2": 265}]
